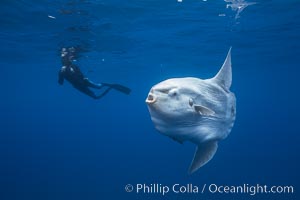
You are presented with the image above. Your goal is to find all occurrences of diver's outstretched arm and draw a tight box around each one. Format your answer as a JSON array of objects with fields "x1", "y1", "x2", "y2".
[{"x1": 58, "y1": 69, "x2": 65, "y2": 85}]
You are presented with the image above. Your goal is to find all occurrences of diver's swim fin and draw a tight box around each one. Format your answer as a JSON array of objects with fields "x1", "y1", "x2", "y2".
[{"x1": 102, "y1": 83, "x2": 131, "y2": 95}]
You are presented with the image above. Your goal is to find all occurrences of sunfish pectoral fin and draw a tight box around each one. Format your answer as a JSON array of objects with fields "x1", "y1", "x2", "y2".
[
  {"x1": 194, "y1": 105, "x2": 215, "y2": 116},
  {"x1": 188, "y1": 141, "x2": 218, "y2": 174}
]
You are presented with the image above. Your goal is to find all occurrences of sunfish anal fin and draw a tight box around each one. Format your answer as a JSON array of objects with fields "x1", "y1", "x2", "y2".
[{"x1": 188, "y1": 141, "x2": 218, "y2": 174}]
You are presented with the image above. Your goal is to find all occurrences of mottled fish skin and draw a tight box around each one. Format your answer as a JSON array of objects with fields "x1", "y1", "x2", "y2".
[{"x1": 146, "y1": 48, "x2": 236, "y2": 174}]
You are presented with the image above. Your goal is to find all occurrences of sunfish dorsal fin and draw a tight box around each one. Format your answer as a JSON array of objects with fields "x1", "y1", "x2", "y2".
[
  {"x1": 189, "y1": 141, "x2": 218, "y2": 174},
  {"x1": 212, "y1": 47, "x2": 232, "y2": 90}
]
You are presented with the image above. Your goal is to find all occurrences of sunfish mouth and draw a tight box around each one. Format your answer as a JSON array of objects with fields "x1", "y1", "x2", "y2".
[{"x1": 146, "y1": 93, "x2": 156, "y2": 104}]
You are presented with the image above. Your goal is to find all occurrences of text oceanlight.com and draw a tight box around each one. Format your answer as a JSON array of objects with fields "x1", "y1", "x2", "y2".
[{"x1": 124, "y1": 183, "x2": 294, "y2": 196}]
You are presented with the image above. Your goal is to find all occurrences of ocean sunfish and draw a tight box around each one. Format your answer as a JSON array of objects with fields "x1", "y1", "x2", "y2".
[{"x1": 145, "y1": 48, "x2": 236, "y2": 174}]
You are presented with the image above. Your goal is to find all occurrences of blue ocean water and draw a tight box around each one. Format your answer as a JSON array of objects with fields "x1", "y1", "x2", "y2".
[{"x1": 0, "y1": 0, "x2": 299, "y2": 199}]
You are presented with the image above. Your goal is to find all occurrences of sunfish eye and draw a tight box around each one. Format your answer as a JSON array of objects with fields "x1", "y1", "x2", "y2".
[
  {"x1": 189, "y1": 98, "x2": 193, "y2": 107},
  {"x1": 169, "y1": 88, "x2": 178, "y2": 97}
]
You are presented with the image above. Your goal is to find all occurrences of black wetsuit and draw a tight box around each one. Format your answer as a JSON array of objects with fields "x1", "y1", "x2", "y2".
[
  {"x1": 58, "y1": 65, "x2": 112, "y2": 99},
  {"x1": 58, "y1": 47, "x2": 131, "y2": 99}
]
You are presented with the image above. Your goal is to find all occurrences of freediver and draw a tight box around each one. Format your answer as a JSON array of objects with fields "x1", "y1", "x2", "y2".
[{"x1": 58, "y1": 47, "x2": 131, "y2": 99}]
